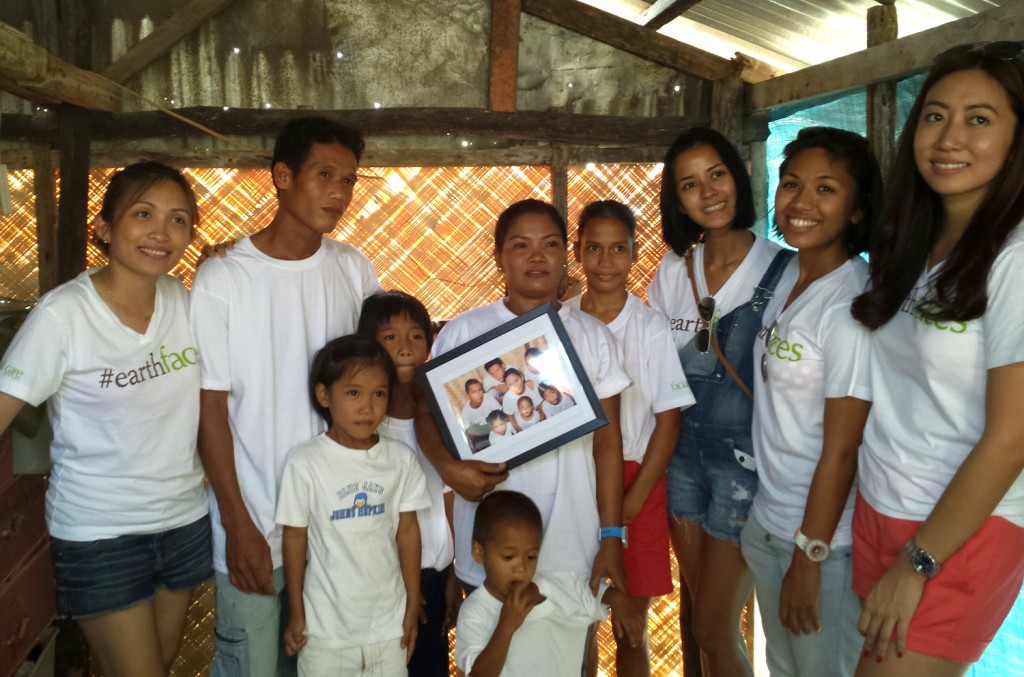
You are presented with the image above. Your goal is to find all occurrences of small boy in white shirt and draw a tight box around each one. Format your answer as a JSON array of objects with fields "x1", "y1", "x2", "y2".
[
  {"x1": 487, "y1": 410, "x2": 515, "y2": 446},
  {"x1": 455, "y1": 491, "x2": 642, "y2": 677},
  {"x1": 461, "y1": 378, "x2": 502, "y2": 429},
  {"x1": 500, "y1": 368, "x2": 541, "y2": 417},
  {"x1": 512, "y1": 395, "x2": 544, "y2": 431}
]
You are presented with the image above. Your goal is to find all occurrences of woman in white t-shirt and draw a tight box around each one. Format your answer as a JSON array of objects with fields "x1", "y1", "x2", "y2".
[
  {"x1": 415, "y1": 199, "x2": 631, "y2": 610},
  {"x1": 850, "y1": 45, "x2": 1024, "y2": 676},
  {"x1": 0, "y1": 163, "x2": 210, "y2": 676},
  {"x1": 647, "y1": 127, "x2": 791, "y2": 677},
  {"x1": 741, "y1": 127, "x2": 882, "y2": 677}
]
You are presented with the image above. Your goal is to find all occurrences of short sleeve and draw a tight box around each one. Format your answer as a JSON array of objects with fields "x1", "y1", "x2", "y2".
[
  {"x1": 396, "y1": 444, "x2": 432, "y2": 512},
  {"x1": 647, "y1": 312, "x2": 695, "y2": 413},
  {"x1": 0, "y1": 303, "x2": 69, "y2": 406},
  {"x1": 820, "y1": 302, "x2": 872, "y2": 401},
  {"x1": 188, "y1": 261, "x2": 232, "y2": 392},
  {"x1": 454, "y1": 592, "x2": 496, "y2": 674},
  {"x1": 581, "y1": 321, "x2": 630, "y2": 401},
  {"x1": 646, "y1": 258, "x2": 671, "y2": 317},
  {"x1": 275, "y1": 454, "x2": 311, "y2": 528},
  {"x1": 984, "y1": 238, "x2": 1024, "y2": 369}
]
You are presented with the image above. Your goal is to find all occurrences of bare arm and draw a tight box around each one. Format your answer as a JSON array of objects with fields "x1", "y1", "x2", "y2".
[
  {"x1": 469, "y1": 582, "x2": 542, "y2": 677},
  {"x1": 780, "y1": 396, "x2": 869, "y2": 636},
  {"x1": 397, "y1": 510, "x2": 422, "y2": 663},
  {"x1": 198, "y1": 389, "x2": 274, "y2": 594},
  {"x1": 414, "y1": 394, "x2": 507, "y2": 501},
  {"x1": 443, "y1": 490, "x2": 464, "y2": 631},
  {"x1": 590, "y1": 394, "x2": 626, "y2": 593},
  {"x1": 622, "y1": 409, "x2": 679, "y2": 524},
  {"x1": 860, "y1": 362, "x2": 1024, "y2": 659},
  {"x1": 0, "y1": 393, "x2": 27, "y2": 437},
  {"x1": 282, "y1": 526, "x2": 308, "y2": 656}
]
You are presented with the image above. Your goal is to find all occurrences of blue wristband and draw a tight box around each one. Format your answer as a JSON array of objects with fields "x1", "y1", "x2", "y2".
[{"x1": 599, "y1": 526, "x2": 628, "y2": 546}]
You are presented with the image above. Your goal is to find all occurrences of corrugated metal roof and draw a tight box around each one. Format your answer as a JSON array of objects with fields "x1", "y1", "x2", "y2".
[{"x1": 590, "y1": 0, "x2": 1006, "y2": 72}]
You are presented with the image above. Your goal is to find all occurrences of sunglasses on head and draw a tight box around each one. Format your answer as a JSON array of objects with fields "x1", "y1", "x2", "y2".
[
  {"x1": 693, "y1": 295, "x2": 716, "y2": 353},
  {"x1": 760, "y1": 319, "x2": 778, "y2": 384},
  {"x1": 934, "y1": 41, "x2": 1024, "y2": 65}
]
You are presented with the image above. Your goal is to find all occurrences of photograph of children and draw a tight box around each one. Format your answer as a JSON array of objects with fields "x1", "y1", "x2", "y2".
[{"x1": 442, "y1": 336, "x2": 577, "y2": 454}]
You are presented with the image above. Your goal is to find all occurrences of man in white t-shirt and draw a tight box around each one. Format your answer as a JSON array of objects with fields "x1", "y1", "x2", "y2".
[{"x1": 189, "y1": 118, "x2": 382, "y2": 677}]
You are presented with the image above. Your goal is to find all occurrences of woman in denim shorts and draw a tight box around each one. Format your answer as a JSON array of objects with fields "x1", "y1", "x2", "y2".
[
  {"x1": 648, "y1": 127, "x2": 791, "y2": 677},
  {"x1": 0, "y1": 163, "x2": 211, "y2": 676}
]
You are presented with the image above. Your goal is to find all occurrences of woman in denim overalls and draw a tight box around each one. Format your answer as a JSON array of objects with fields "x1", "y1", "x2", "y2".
[{"x1": 648, "y1": 128, "x2": 792, "y2": 677}]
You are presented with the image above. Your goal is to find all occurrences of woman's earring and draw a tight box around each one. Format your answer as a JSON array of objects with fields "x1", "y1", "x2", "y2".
[{"x1": 496, "y1": 265, "x2": 504, "y2": 272}]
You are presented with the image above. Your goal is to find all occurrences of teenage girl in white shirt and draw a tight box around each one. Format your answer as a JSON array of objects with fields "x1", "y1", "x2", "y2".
[
  {"x1": 850, "y1": 43, "x2": 1024, "y2": 676},
  {"x1": 742, "y1": 127, "x2": 882, "y2": 677}
]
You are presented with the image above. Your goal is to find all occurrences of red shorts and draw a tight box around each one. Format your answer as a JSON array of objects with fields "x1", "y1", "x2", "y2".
[
  {"x1": 622, "y1": 460, "x2": 673, "y2": 597},
  {"x1": 852, "y1": 492, "x2": 1024, "y2": 663}
]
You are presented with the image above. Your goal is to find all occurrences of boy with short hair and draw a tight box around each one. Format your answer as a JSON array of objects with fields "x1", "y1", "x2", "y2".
[
  {"x1": 190, "y1": 117, "x2": 382, "y2": 677},
  {"x1": 455, "y1": 491, "x2": 642, "y2": 677},
  {"x1": 461, "y1": 378, "x2": 502, "y2": 429},
  {"x1": 482, "y1": 358, "x2": 509, "y2": 402}
]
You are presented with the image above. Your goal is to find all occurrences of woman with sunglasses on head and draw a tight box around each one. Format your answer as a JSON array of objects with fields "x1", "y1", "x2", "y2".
[
  {"x1": 742, "y1": 127, "x2": 882, "y2": 677},
  {"x1": 647, "y1": 128, "x2": 792, "y2": 677},
  {"x1": 850, "y1": 43, "x2": 1024, "y2": 677}
]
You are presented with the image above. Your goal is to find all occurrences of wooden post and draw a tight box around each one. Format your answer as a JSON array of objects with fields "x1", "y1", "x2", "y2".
[
  {"x1": 867, "y1": 2, "x2": 898, "y2": 181},
  {"x1": 710, "y1": 74, "x2": 744, "y2": 150},
  {"x1": 745, "y1": 112, "x2": 770, "y2": 229},
  {"x1": 551, "y1": 143, "x2": 568, "y2": 220},
  {"x1": 488, "y1": 0, "x2": 521, "y2": 112},
  {"x1": 32, "y1": 146, "x2": 59, "y2": 295}
]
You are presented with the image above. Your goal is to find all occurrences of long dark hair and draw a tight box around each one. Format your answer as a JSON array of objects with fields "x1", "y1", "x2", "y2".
[
  {"x1": 852, "y1": 50, "x2": 1024, "y2": 329},
  {"x1": 659, "y1": 127, "x2": 756, "y2": 256}
]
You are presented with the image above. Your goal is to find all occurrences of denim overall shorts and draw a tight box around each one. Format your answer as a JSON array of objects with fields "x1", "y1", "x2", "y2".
[{"x1": 666, "y1": 248, "x2": 793, "y2": 542}]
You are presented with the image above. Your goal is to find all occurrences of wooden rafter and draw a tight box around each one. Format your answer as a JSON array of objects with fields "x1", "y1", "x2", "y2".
[
  {"x1": 638, "y1": 0, "x2": 702, "y2": 31},
  {"x1": 747, "y1": 2, "x2": 1024, "y2": 111},
  {"x1": 521, "y1": 0, "x2": 755, "y2": 82},
  {"x1": 488, "y1": 0, "x2": 521, "y2": 112},
  {"x1": 102, "y1": 0, "x2": 238, "y2": 84},
  {"x1": 0, "y1": 21, "x2": 119, "y2": 111}
]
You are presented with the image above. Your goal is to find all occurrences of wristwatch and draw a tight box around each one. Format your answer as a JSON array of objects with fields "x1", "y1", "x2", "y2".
[
  {"x1": 793, "y1": 528, "x2": 830, "y2": 562},
  {"x1": 599, "y1": 526, "x2": 629, "y2": 547},
  {"x1": 904, "y1": 538, "x2": 942, "y2": 578}
]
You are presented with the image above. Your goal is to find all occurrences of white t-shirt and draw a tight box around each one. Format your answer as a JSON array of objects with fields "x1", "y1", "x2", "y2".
[
  {"x1": 647, "y1": 233, "x2": 781, "y2": 359},
  {"x1": 502, "y1": 386, "x2": 541, "y2": 416},
  {"x1": 860, "y1": 224, "x2": 1024, "y2": 527},
  {"x1": 378, "y1": 415, "x2": 454, "y2": 572},
  {"x1": 455, "y1": 572, "x2": 609, "y2": 677},
  {"x1": 189, "y1": 236, "x2": 382, "y2": 572},
  {"x1": 275, "y1": 433, "x2": 431, "y2": 648},
  {"x1": 461, "y1": 394, "x2": 502, "y2": 428},
  {"x1": 750, "y1": 258, "x2": 871, "y2": 546},
  {"x1": 488, "y1": 424, "x2": 515, "y2": 446},
  {"x1": 433, "y1": 300, "x2": 630, "y2": 586},
  {"x1": 514, "y1": 409, "x2": 542, "y2": 430},
  {"x1": 0, "y1": 271, "x2": 207, "y2": 540},
  {"x1": 538, "y1": 392, "x2": 576, "y2": 418},
  {"x1": 565, "y1": 294, "x2": 694, "y2": 462}
]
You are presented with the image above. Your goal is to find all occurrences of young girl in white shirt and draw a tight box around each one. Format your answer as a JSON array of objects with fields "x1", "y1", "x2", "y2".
[
  {"x1": 0, "y1": 163, "x2": 210, "y2": 676},
  {"x1": 850, "y1": 43, "x2": 1024, "y2": 676},
  {"x1": 741, "y1": 127, "x2": 882, "y2": 677}
]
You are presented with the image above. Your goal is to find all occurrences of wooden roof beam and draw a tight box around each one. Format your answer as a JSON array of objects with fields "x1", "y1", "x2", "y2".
[
  {"x1": 0, "y1": 22, "x2": 120, "y2": 111},
  {"x1": 521, "y1": 0, "x2": 764, "y2": 83},
  {"x1": 747, "y1": 2, "x2": 1024, "y2": 111},
  {"x1": 102, "y1": 0, "x2": 238, "y2": 84},
  {"x1": 638, "y1": 0, "x2": 702, "y2": 31}
]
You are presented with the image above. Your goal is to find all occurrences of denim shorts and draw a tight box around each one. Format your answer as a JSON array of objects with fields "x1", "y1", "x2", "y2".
[
  {"x1": 52, "y1": 514, "x2": 212, "y2": 619},
  {"x1": 666, "y1": 422, "x2": 757, "y2": 543}
]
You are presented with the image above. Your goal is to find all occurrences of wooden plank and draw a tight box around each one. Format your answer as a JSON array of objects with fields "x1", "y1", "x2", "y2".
[
  {"x1": 551, "y1": 143, "x2": 568, "y2": 219},
  {"x1": 488, "y1": 0, "x2": 521, "y2": 113},
  {"x1": 866, "y1": 4, "x2": 898, "y2": 182},
  {"x1": 56, "y1": 105, "x2": 90, "y2": 284},
  {"x1": 747, "y1": 3, "x2": 1024, "y2": 111},
  {"x1": 0, "y1": 144, "x2": 669, "y2": 170},
  {"x1": 102, "y1": 0, "x2": 237, "y2": 84},
  {"x1": 31, "y1": 143, "x2": 58, "y2": 295},
  {"x1": 2, "y1": 107, "x2": 708, "y2": 147},
  {"x1": 0, "y1": 22, "x2": 119, "y2": 111},
  {"x1": 710, "y1": 75, "x2": 743, "y2": 150},
  {"x1": 638, "y1": 0, "x2": 702, "y2": 31},
  {"x1": 521, "y1": 0, "x2": 743, "y2": 82}
]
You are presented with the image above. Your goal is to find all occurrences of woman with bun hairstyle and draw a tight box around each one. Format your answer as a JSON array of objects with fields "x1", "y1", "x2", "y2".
[
  {"x1": 851, "y1": 43, "x2": 1024, "y2": 676},
  {"x1": 647, "y1": 128, "x2": 792, "y2": 677}
]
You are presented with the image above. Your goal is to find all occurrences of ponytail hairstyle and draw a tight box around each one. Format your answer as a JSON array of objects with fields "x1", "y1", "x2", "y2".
[{"x1": 852, "y1": 46, "x2": 1024, "y2": 329}]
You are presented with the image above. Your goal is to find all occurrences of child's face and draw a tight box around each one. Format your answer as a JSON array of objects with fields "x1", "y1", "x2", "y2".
[
  {"x1": 486, "y1": 362, "x2": 505, "y2": 381},
  {"x1": 542, "y1": 387, "x2": 561, "y2": 405},
  {"x1": 376, "y1": 313, "x2": 429, "y2": 379},
  {"x1": 467, "y1": 382, "x2": 485, "y2": 406},
  {"x1": 518, "y1": 398, "x2": 534, "y2": 419},
  {"x1": 573, "y1": 216, "x2": 635, "y2": 296},
  {"x1": 315, "y1": 365, "x2": 389, "y2": 449},
  {"x1": 490, "y1": 417, "x2": 507, "y2": 435},
  {"x1": 472, "y1": 521, "x2": 542, "y2": 602},
  {"x1": 505, "y1": 372, "x2": 525, "y2": 395},
  {"x1": 274, "y1": 142, "x2": 359, "y2": 236}
]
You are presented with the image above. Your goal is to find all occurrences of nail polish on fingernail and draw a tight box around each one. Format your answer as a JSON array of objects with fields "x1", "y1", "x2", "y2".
[
  {"x1": 862, "y1": 650, "x2": 869, "y2": 658},
  {"x1": 876, "y1": 656, "x2": 882, "y2": 664},
  {"x1": 897, "y1": 652, "x2": 903, "y2": 659}
]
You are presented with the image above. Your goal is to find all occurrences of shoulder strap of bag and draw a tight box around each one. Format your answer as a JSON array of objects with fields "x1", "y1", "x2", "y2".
[{"x1": 686, "y1": 251, "x2": 754, "y2": 401}]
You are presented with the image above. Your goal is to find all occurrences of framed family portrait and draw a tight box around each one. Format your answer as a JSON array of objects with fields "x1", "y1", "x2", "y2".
[{"x1": 416, "y1": 302, "x2": 607, "y2": 470}]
